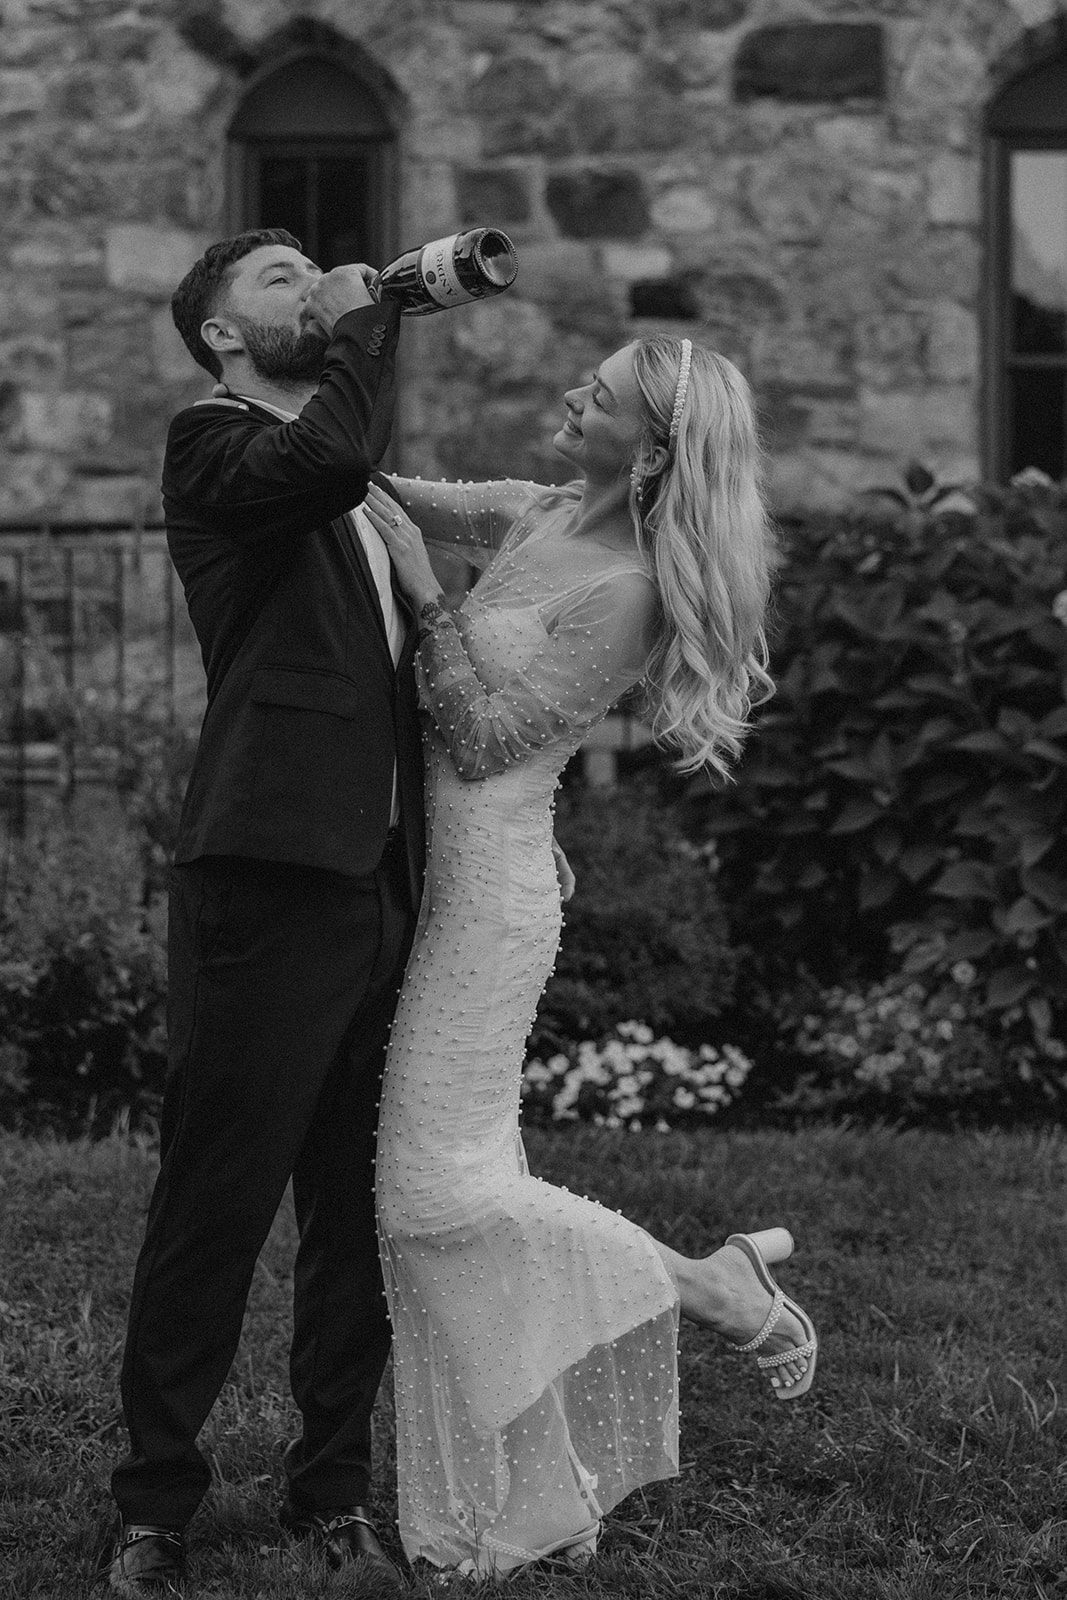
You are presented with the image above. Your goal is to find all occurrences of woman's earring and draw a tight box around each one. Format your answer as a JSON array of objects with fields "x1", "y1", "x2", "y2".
[{"x1": 630, "y1": 464, "x2": 643, "y2": 504}]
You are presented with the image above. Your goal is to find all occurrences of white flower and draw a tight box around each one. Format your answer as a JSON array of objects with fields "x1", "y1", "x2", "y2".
[
  {"x1": 950, "y1": 960, "x2": 976, "y2": 987},
  {"x1": 617, "y1": 1021, "x2": 654, "y2": 1044},
  {"x1": 1053, "y1": 591, "x2": 1067, "y2": 628},
  {"x1": 672, "y1": 1087, "x2": 697, "y2": 1110},
  {"x1": 1011, "y1": 466, "x2": 1056, "y2": 490}
]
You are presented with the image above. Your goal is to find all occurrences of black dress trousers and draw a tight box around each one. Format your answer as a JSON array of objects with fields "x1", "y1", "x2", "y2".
[{"x1": 111, "y1": 838, "x2": 416, "y2": 1528}]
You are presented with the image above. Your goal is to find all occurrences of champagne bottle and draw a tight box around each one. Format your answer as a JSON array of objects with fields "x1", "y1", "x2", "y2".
[{"x1": 377, "y1": 228, "x2": 518, "y2": 316}]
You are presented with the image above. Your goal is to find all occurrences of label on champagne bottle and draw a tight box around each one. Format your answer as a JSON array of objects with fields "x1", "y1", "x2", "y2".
[{"x1": 417, "y1": 235, "x2": 474, "y2": 310}]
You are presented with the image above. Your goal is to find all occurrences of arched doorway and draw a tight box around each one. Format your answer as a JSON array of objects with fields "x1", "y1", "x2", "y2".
[
  {"x1": 227, "y1": 49, "x2": 398, "y2": 271},
  {"x1": 986, "y1": 40, "x2": 1067, "y2": 480}
]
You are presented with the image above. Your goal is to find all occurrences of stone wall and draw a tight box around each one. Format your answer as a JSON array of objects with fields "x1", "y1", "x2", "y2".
[{"x1": 0, "y1": 0, "x2": 1061, "y2": 520}]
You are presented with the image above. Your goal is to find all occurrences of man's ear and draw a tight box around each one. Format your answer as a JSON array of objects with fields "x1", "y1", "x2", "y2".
[{"x1": 201, "y1": 316, "x2": 243, "y2": 360}]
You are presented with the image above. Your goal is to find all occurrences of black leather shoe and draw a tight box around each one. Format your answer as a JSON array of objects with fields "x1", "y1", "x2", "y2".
[
  {"x1": 106, "y1": 1524, "x2": 184, "y2": 1591},
  {"x1": 280, "y1": 1504, "x2": 403, "y2": 1588}
]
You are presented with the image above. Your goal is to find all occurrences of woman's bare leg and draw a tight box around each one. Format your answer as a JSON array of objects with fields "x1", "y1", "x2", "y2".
[{"x1": 652, "y1": 1239, "x2": 812, "y2": 1389}]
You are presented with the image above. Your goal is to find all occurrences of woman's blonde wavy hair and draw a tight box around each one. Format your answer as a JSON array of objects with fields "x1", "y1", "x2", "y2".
[{"x1": 629, "y1": 336, "x2": 776, "y2": 780}]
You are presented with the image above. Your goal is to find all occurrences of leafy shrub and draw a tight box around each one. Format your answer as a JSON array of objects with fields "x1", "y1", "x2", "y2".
[
  {"x1": 534, "y1": 779, "x2": 736, "y2": 1050},
  {"x1": 0, "y1": 822, "x2": 167, "y2": 1136},
  {"x1": 71, "y1": 694, "x2": 198, "y2": 903},
  {"x1": 693, "y1": 472, "x2": 1067, "y2": 1062},
  {"x1": 770, "y1": 951, "x2": 1067, "y2": 1125}
]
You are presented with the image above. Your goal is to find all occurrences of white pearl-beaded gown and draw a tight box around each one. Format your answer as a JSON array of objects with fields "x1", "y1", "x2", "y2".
[{"x1": 375, "y1": 477, "x2": 680, "y2": 1573}]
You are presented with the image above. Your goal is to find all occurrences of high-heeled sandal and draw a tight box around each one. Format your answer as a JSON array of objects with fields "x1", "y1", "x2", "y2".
[
  {"x1": 725, "y1": 1227, "x2": 818, "y2": 1400},
  {"x1": 453, "y1": 1521, "x2": 600, "y2": 1582}
]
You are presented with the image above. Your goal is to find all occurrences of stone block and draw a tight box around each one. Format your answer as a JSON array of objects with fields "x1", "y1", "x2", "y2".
[
  {"x1": 765, "y1": 447, "x2": 862, "y2": 514},
  {"x1": 600, "y1": 244, "x2": 674, "y2": 283},
  {"x1": 65, "y1": 472, "x2": 155, "y2": 523},
  {"x1": 0, "y1": 69, "x2": 47, "y2": 116},
  {"x1": 105, "y1": 225, "x2": 207, "y2": 295},
  {"x1": 448, "y1": 297, "x2": 554, "y2": 382},
  {"x1": 813, "y1": 115, "x2": 883, "y2": 158},
  {"x1": 0, "y1": 337, "x2": 64, "y2": 384},
  {"x1": 921, "y1": 385, "x2": 977, "y2": 452},
  {"x1": 858, "y1": 385, "x2": 976, "y2": 457},
  {"x1": 927, "y1": 153, "x2": 980, "y2": 226},
  {"x1": 925, "y1": 303, "x2": 978, "y2": 384},
  {"x1": 751, "y1": 326, "x2": 852, "y2": 390},
  {"x1": 849, "y1": 168, "x2": 924, "y2": 221},
  {"x1": 562, "y1": 50, "x2": 638, "y2": 99},
  {"x1": 734, "y1": 23, "x2": 886, "y2": 103},
  {"x1": 759, "y1": 383, "x2": 812, "y2": 452},
  {"x1": 143, "y1": 36, "x2": 223, "y2": 120},
  {"x1": 857, "y1": 389, "x2": 924, "y2": 455},
  {"x1": 629, "y1": 278, "x2": 701, "y2": 320},
  {"x1": 57, "y1": 62, "x2": 143, "y2": 124},
  {"x1": 892, "y1": 229, "x2": 981, "y2": 304},
  {"x1": 17, "y1": 391, "x2": 113, "y2": 452},
  {"x1": 545, "y1": 167, "x2": 650, "y2": 239},
  {"x1": 456, "y1": 165, "x2": 532, "y2": 226},
  {"x1": 657, "y1": 0, "x2": 748, "y2": 26},
  {"x1": 650, "y1": 184, "x2": 718, "y2": 234},
  {"x1": 470, "y1": 53, "x2": 554, "y2": 116},
  {"x1": 152, "y1": 305, "x2": 196, "y2": 384},
  {"x1": 510, "y1": 240, "x2": 624, "y2": 339},
  {"x1": 855, "y1": 312, "x2": 925, "y2": 389},
  {"x1": 0, "y1": 450, "x2": 69, "y2": 519}
]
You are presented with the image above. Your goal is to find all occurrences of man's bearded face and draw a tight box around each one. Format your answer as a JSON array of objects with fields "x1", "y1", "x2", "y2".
[{"x1": 232, "y1": 314, "x2": 328, "y2": 385}]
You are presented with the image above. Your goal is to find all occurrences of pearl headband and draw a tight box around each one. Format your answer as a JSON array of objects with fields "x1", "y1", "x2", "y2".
[{"x1": 668, "y1": 338, "x2": 693, "y2": 448}]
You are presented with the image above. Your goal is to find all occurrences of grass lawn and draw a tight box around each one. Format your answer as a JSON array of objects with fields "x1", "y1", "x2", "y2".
[{"x1": 1, "y1": 1123, "x2": 1065, "y2": 1599}]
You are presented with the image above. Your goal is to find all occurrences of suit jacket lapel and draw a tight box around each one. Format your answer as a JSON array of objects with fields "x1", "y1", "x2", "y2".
[{"x1": 335, "y1": 514, "x2": 394, "y2": 660}]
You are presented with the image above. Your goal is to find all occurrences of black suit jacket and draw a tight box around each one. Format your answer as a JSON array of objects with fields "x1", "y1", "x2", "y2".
[{"x1": 163, "y1": 301, "x2": 424, "y2": 901}]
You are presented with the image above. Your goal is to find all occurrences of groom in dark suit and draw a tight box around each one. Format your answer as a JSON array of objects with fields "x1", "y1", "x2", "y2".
[{"x1": 107, "y1": 229, "x2": 422, "y2": 1592}]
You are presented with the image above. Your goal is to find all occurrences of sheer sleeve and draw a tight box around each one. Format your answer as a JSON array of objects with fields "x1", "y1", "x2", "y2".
[
  {"x1": 416, "y1": 570, "x2": 656, "y2": 780},
  {"x1": 383, "y1": 476, "x2": 541, "y2": 567}
]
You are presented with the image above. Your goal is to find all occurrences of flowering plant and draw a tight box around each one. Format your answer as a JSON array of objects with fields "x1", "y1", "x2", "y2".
[
  {"x1": 773, "y1": 959, "x2": 1067, "y2": 1122},
  {"x1": 521, "y1": 1021, "x2": 753, "y2": 1130}
]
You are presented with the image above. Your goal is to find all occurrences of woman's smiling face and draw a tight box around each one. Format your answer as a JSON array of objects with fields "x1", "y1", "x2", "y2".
[{"x1": 553, "y1": 344, "x2": 647, "y2": 482}]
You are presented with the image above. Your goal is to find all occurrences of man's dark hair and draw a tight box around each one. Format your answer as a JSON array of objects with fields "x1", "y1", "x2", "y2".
[{"x1": 171, "y1": 228, "x2": 303, "y2": 380}]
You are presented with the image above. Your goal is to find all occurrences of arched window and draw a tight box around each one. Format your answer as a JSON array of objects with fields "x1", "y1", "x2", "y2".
[
  {"x1": 987, "y1": 49, "x2": 1067, "y2": 480},
  {"x1": 228, "y1": 51, "x2": 398, "y2": 270}
]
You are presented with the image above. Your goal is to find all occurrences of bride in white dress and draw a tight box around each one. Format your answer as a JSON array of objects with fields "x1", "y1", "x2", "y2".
[{"x1": 362, "y1": 335, "x2": 818, "y2": 1580}]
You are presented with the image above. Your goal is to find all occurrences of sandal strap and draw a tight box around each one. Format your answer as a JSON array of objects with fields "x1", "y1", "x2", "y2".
[
  {"x1": 730, "y1": 1287, "x2": 784, "y2": 1353},
  {"x1": 757, "y1": 1337, "x2": 818, "y2": 1370}
]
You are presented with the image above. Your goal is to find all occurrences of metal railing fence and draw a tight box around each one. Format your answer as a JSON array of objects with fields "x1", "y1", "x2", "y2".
[{"x1": 0, "y1": 522, "x2": 205, "y2": 835}]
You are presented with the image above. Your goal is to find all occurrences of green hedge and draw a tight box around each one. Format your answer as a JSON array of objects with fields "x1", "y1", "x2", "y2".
[
  {"x1": 692, "y1": 473, "x2": 1067, "y2": 1102},
  {"x1": 0, "y1": 823, "x2": 167, "y2": 1136},
  {"x1": 533, "y1": 779, "x2": 736, "y2": 1052}
]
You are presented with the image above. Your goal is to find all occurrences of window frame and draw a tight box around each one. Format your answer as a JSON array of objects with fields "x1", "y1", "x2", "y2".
[
  {"x1": 227, "y1": 134, "x2": 399, "y2": 271},
  {"x1": 986, "y1": 132, "x2": 1067, "y2": 479},
  {"x1": 984, "y1": 44, "x2": 1067, "y2": 482}
]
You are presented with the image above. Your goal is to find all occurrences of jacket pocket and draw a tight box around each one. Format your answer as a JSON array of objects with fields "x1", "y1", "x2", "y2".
[{"x1": 250, "y1": 666, "x2": 360, "y2": 719}]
